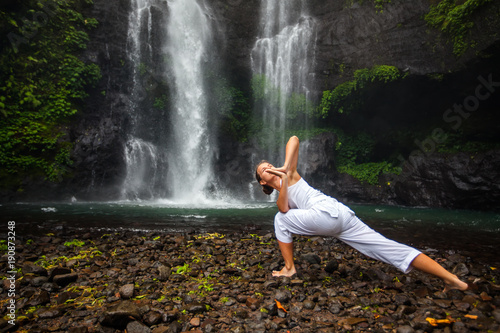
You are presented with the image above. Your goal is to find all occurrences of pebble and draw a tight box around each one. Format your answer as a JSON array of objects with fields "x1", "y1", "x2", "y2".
[{"x1": 5, "y1": 230, "x2": 500, "y2": 333}]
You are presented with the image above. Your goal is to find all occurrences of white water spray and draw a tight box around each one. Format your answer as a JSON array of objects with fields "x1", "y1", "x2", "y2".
[{"x1": 251, "y1": 0, "x2": 316, "y2": 161}]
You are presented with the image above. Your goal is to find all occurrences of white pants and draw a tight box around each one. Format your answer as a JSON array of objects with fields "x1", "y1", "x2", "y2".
[{"x1": 274, "y1": 200, "x2": 421, "y2": 273}]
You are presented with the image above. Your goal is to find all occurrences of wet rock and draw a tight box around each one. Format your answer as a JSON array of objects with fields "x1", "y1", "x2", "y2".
[
  {"x1": 9, "y1": 231, "x2": 500, "y2": 333},
  {"x1": 493, "y1": 308, "x2": 500, "y2": 324},
  {"x1": 151, "y1": 326, "x2": 169, "y2": 333},
  {"x1": 119, "y1": 283, "x2": 135, "y2": 299},
  {"x1": 158, "y1": 265, "x2": 171, "y2": 281},
  {"x1": 234, "y1": 308, "x2": 249, "y2": 319},
  {"x1": 452, "y1": 321, "x2": 469, "y2": 333},
  {"x1": 36, "y1": 307, "x2": 62, "y2": 319},
  {"x1": 185, "y1": 302, "x2": 207, "y2": 314},
  {"x1": 189, "y1": 317, "x2": 200, "y2": 326},
  {"x1": 245, "y1": 297, "x2": 261, "y2": 310},
  {"x1": 325, "y1": 259, "x2": 339, "y2": 273},
  {"x1": 30, "y1": 276, "x2": 49, "y2": 287},
  {"x1": 68, "y1": 326, "x2": 89, "y2": 333},
  {"x1": 223, "y1": 297, "x2": 236, "y2": 306},
  {"x1": 22, "y1": 262, "x2": 48, "y2": 276},
  {"x1": 263, "y1": 280, "x2": 278, "y2": 289},
  {"x1": 53, "y1": 273, "x2": 79, "y2": 287},
  {"x1": 28, "y1": 290, "x2": 50, "y2": 307},
  {"x1": 303, "y1": 300, "x2": 315, "y2": 309},
  {"x1": 396, "y1": 325, "x2": 415, "y2": 333},
  {"x1": 452, "y1": 263, "x2": 470, "y2": 277},
  {"x1": 49, "y1": 267, "x2": 72, "y2": 280},
  {"x1": 126, "y1": 320, "x2": 151, "y2": 333},
  {"x1": 144, "y1": 311, "x2": 162, "y2": 326},
  {"x1": 100, "y1": 300, "x2": 141, "y2": 329},
  {"x1": 300, "y1": 253, "x2": 321, "y2": 265},
  {"x1": 236, "y1": 294, "x2": 247, "y2": 303}
]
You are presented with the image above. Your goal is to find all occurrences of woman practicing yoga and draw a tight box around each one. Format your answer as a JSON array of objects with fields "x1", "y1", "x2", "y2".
[{"x1": 255, "y1": 135, "x2": 470, "y2": 292}]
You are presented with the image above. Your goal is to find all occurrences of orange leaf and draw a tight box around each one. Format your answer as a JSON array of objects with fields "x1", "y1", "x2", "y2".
[
  {"x1": 275, "y1": 299, "x2": 287, "y2": 313},
  {"x1": 465, "y1": 314, "x2": 478, "y2": 320},
  {"x1": 426, "y1": 317, "x2": 454, "y2": 327}
]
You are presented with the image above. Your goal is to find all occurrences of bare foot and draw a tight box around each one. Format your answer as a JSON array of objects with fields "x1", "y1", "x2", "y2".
[
  {"x1": 443, "y1": 275, "x2": 470, "y2": 293},
  {"x1": 272, "y1": 266, "x2": 297, "y2": 277}
]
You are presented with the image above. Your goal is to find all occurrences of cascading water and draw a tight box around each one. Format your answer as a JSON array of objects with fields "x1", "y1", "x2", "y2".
[
  {"x1": 165, "y1": 0, "x2": 214, "y2": 202},
  {"x1": 121, "y1": 0, "x2": 216, "y2": 202},
  {"x1": 122, "y1": 0, "x2": 167, "y2": 200},
  {"x1": 251, "y1": 0, "x2": 316, "y2": 163}
]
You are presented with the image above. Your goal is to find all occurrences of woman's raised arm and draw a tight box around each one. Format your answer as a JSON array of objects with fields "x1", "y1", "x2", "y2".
[{"x1": 280, "y1": 136, "x2": 300, "y2": 173}]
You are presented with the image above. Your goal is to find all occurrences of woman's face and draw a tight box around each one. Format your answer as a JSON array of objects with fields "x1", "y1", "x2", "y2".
[{"x1": 257, "y1": 162, "x2": 275, "y2": 185}]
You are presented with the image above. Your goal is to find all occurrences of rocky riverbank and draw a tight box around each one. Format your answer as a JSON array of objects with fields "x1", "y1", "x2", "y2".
[{"x1": 1, "y1": 230, "x2": 499, "y2": 332}]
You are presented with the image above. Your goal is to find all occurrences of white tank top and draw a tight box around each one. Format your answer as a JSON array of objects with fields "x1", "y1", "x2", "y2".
[{"x1": 287, "y1": 178, "x2": 337, "y2": 209}]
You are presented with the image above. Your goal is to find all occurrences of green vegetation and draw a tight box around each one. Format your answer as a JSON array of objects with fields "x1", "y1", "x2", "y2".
[
  {"x1": 333, "y1": 130, "x2": 401, "y2": 185},
  {"x1": 64, "y1": 239, "x2": 85, "y2": 248},
  {"x1": 425, "y1": 0, "x2": 493, "y2": 56},
  {"x1": 0, "y1": 0, "x2": 100, "y2": 188},
  {"x1": 251, "y1": 74, "x2": 315, "y2": 120},
  {"x1": 318, "y1": 65, "x2": 406, "y2": 118},
  {"x1": 153, "y1": 94, "x2": 168, "y2": 110},
  {"x1": 373, "y1": 0, "x2": 391, "y2": 12}
]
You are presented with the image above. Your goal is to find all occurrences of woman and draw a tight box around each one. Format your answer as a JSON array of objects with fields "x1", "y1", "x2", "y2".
[{"x1": 255, "y1": 136, "x2": 470, "y2": 292}]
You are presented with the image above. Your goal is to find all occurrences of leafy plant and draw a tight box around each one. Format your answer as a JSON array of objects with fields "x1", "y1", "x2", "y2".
[
  {"x1": 373, "y1": 0, "x2": 391, "y2": 12},
  {"x1": 64, "y1": 239, "x2": 85, "y2": 248},
  {"x1": 425, "y1": 0, "x2": 493, "y2": 56},
  {"x1": 318, "y1": 65, "x2": 406, "y2": 118},
  {"x1": 0, "y1": 0, "x2": 101, "y2": 187},
  {"x1": 175, "y1": 263, "x2": 190, "y2": 274}
]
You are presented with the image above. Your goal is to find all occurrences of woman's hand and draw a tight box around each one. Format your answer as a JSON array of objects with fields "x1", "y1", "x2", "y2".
[
  {"x1": 266, "y1": 168, "x2": 289, "y2": 213},
  {"x1": 271, "y1": 165, "x2": 288, "y2": 174},
  {"x1": 266, "y1": 168, "x2": 288, "y2": 181}
]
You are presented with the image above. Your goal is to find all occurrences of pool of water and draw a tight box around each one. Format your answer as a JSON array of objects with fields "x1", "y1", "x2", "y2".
[{"x1": 2, "y1": 200, "x2": 499, "y2": 265}]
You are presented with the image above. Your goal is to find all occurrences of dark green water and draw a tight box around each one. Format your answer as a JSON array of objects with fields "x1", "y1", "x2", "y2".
[{"x1": 1, "y1": 201, "x2": 499, "y2": 265}]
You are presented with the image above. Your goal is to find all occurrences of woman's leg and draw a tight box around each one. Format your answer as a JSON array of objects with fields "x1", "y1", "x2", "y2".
[
  {"x1": 336, "y1": 215, "x2": 421, "y2": 273},
  {"x1": 273, "y1": 240, "x2": 297, "y2": 277},
  {"x1": 338, "y1": 214, "x2": 470, "y2": 291},
  {"x1": 410, "y1": 253, "x2": 468, "y2": 291}
]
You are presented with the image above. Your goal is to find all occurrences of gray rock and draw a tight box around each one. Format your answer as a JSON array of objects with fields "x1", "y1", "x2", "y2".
[
  {"x1": 22, "y1": 262, "x2": 48, "y2": 276},
  {"x1": 396, "y1": 325, "x2": 415, "y2": 333},
  {"x1": 274, "y1": 289, "x2": 292, "y2": 303},
  {"x1": 53, "y1": 273, "x2": 78, "y2": 287},
  {"x1": 300, "y1": 253, "x2": 321, "y2": 265},
  {"x1": 493, "y1": 308, "x2": 500, "y2": 324},
  {"x1": 28, "y1": 290, "x2": 50, "y2": 307},
  {"x1": 158, "y1": 265, "x2": 171, "y2": 281},
  {"x1": 452, "y1": 263, "x2": 470, "y2": 277},
  {"x1": 119, "y1": 283, "x2": 135, "y2": 299},
  {"x1": 325, "y1": 260, "x2": 339, "y2": 273},
  {"x1": 185, "y1": 302, "x2": 207, "y2": 314},
  {"x1": 126, "y1": 321, "x2": 151, "y2": 333},
  {"x1": 100, "y1": 301, "x2": 141, "y2": 329},
  {"x1": 49, "y1": 267, "x2": 72, "y2": 281}
]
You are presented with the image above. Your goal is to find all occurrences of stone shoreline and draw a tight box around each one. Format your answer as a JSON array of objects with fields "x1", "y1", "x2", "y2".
[{"x1": 1, "y1": 229, "x2": 499, "y2": 332}]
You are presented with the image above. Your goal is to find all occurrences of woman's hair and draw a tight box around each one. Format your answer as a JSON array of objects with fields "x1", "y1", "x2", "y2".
[{"x1": 255, "y1": 160, "x2": 274, "y2": 195}]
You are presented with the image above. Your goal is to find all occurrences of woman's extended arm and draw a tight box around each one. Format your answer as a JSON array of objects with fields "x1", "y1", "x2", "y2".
[{"x1": 279, "y1": 136, "x2": 300, "y2": 174}]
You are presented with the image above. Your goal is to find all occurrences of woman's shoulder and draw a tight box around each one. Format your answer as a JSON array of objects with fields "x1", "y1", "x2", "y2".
[{"x1": 287, "y1": 171, "x2": 302, "y2": 187}]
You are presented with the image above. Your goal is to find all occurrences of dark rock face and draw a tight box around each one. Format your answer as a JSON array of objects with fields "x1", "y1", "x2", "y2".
[
  {"x1": 394, "y1": 150, "x2": 500, "y2": 210},
  {"x1": 65, "y1": 0, "x2": 133, "y2": 201}
]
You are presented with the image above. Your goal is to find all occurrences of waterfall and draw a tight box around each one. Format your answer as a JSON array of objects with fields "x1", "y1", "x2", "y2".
[
  {"x1": 121, "y1": 0, "x2": 216, "y2": 202},
  {"x1": 165, "y1": 0, "x2": 214, "y2": 202},
  {"x1": 251, "y1": 0, "x2": 316, "y2": 162}
]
